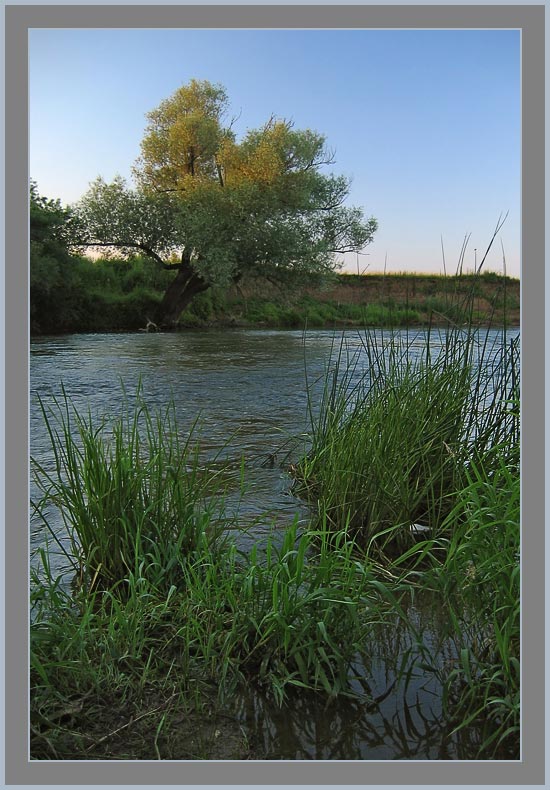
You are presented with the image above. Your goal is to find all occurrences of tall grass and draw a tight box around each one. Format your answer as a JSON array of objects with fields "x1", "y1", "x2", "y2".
[
  {"x1": 31, "y1": 389, "x2": 408, "y2": 758},
  {"x1": 291, "y1": 227, "x2": 520, "y2": 757},
  {"x1": 31, "y1": 386, "x2": 230, "y2": 595},
  {"x1": 433, "y1": 440, "x2": 519, "y2": 757},
  {"x1": 167, "y1": 517, "x2": 398, "y2": 706},
  {"x1": 30, "y1": 548, "x2": 220, "y2": 759},
  {"x1": 295, "y1": 326, "x2": 518, "y2": 556},
  {"x1": 30, "y1": 498, "x2": 402, "y2": 757}
]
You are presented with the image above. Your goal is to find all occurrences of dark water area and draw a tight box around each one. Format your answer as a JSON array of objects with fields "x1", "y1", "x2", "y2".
[{"x1": 29, "y1": 327, "x2": 519, "y2": 760}]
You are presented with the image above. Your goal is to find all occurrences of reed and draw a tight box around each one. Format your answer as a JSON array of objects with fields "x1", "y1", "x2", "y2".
[
  {"x1": 290, "y1": 233, "x2": 520, "y2": 757},
  {"x1": 174, "y1": 517, "x2": 397, "y2": 705},
  {"x1": 30, "y1": 551, "x2": 224, "y2": 759},
  {"x1": 30, "y1": 512, "x2": 403, "y2": 757},
  {"x1": 30, "y1": 391, "x2": 406, "y2": 757}
]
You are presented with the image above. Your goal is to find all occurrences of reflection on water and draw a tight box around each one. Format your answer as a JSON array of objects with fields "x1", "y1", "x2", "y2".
[
  {"x1": 235, "y1": 678, "x2": 458, "y2": 760},
  {"x1": 230, "y1": 587, "x2": 477, "y2": 760},
  {"x1": 30, "y1": 327, "x2": 518, "y2": 760}
]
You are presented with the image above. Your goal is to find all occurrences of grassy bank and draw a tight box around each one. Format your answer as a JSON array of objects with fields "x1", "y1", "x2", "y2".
[
  {"x1": 203, "y1": 269, "x2": 519, "y2": 330},
  {"x1": 30, "y1": 250, "x2": 519, "y2": 335}
]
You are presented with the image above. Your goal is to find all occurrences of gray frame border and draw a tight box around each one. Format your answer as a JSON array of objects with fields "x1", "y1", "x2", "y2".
[{"x1": 5, "y1": 4, "x2": 545, "y2": 786}]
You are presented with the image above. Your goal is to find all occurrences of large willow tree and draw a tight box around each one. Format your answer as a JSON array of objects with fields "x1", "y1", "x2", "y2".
[{"x1": 73, "y1": 80, "x2": 377, "y2": 327}]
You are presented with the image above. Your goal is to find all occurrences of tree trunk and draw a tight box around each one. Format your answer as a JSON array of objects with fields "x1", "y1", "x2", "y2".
[{"x1": 155, "y1": 258, "x2": 209, "y2": 328}]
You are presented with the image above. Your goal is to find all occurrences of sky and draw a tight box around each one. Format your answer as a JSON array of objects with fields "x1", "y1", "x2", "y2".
[{"x1": 29, "y1": 28, "x2": 521, "y2": 277}]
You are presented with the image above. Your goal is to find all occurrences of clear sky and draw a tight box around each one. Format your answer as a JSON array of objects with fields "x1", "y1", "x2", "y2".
[{"x1": 29, "y1": 28, "x2": 520, "y2": 277}]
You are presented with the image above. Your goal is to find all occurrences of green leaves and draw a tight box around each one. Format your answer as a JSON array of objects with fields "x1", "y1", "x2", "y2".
[{"x1": 136, "y1": 79, "x2": 231, "y2": 193}]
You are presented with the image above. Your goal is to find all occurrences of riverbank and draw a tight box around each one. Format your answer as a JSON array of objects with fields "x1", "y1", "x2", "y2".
[{"x1": 31, "y1": 258, "x2": 519, "y2": 335}]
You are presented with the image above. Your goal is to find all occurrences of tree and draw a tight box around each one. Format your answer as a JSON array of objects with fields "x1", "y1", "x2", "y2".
[
  {"x1": 72, "y1": 79, "x2": 377, "y2": 328},
  {"x1": 30, "y1": 181, "x2": 74, "y2": 248},
  {"x1": 30, "y1": 182, "x2": 82, "y2": 332}
]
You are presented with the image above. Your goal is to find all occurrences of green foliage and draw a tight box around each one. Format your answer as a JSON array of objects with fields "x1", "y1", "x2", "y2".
[
  {"x1": 30, "y1": 181, "x2": 81, "y2": 252},
  {"x1": 413, "y1": 297, "x2": 470, "y2": 325},
  {"x1": 179, "y1": 290, "x2": 233, "y2": 326},
  {"x1": 362, "y1": 304, "x2": 420, "y2": 326},
  {"x1": 188, "y1": 291, "x2": 214, "y2": 321},
  {"x1": 199, "y1": 294, "x2": 422, "y2": 330},
  {"x1": 30, "y1": 243, "x2": 175, "y2": 334},
  {"x1": 30, "y1": 183, "x2": 83, "y2": 333},
  {"x1": 72, "y1": 175, "x2": 180, "y2": 265},
  {"x1": 135, "y1": 79, "x2": 232, "y2": 193},
  {"x1": 84, "y1": 287, "x2": 164, "y2": 331},
  {"x1": 30, "y1": 183, "x2": 171, "y2": 333}
]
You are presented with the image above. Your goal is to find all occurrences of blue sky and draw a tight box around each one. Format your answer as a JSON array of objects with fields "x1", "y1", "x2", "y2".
[{"x1": 29, "y1": 28, "x2": 520, "y2": 276}]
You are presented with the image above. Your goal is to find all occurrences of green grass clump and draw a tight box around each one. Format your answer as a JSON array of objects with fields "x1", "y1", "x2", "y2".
[
  {"x1": 295, "y1": 222, "x2": 519, "y2": 554},
  {"x1": 289, "y1": 227, "x2": 520, "y2": 757},
  {"x1": 295, "y1": 330, "x2": 474, "y2": 552},
  {"x1": 30, "y1": 483, "x2": 397, "y2": 756},
  {"x1": 31, "y1": 386, "x2": 230, "y2": 595},
  {"x1": 174, "y1": 518, "x2": 391, "y2": 705},
  {"x1": 30, "y1": 550, "x2": 242, "y2": 759},
  {"x1": 298, "y1": 326, "x2": 518, "y2": 555}
]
